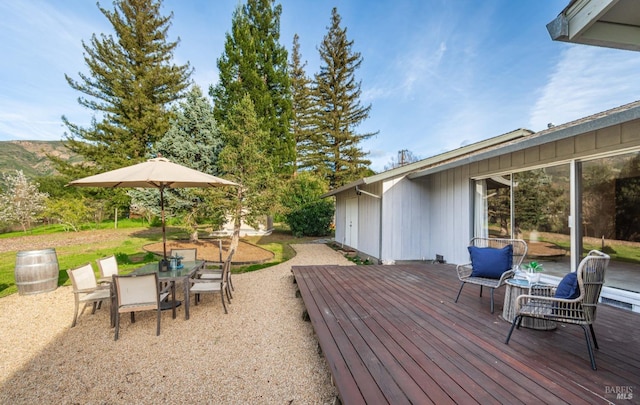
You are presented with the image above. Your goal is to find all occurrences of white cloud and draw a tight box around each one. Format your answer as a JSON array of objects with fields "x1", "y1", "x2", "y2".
[{"x1": 529, "y1": 46, "x2": 640, "y2": 131}]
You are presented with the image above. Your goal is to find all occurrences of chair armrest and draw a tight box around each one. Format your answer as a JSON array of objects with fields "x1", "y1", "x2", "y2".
[
  {"x1": 456, "y1": 263, "x2": 473, "y2": 279},
  {"x1": 529, "y1": 285, "x2": 555, "y2": 297},
  {"x1": 197, "y1": 268, "x2": 223, "y2": 276},
  {"x1": 190, "y1": 278, "x2": 222, "y2": 285},
  {"x1": 514, "y1": 293, "x2": 581, "y2": 313},
  {"x1": 497, "y1": 269, "x2": 515, "y2": 283}
]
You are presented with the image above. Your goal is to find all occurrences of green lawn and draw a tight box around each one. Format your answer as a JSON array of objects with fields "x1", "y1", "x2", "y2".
[{"x1": 0, "y1": 222, "x2": 318, "y2": 298}]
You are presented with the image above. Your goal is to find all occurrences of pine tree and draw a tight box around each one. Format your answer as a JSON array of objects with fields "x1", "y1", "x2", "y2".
[
  {"x1": 211, "y1": 0, "x2": 293, "y2": 176},
  {"x1": 59, "y1": 0, "x2": 192, "y2": 175},
  {"x1": 314, "y1": 7, "x2": 377, "y2": 188},
  {"x1": 289, "y1": 34, "x2": 317, "y2": 173}
]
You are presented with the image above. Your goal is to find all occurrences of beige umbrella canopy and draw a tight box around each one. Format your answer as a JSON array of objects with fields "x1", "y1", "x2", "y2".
[{"x1": 69, "y1": 157, "x2": 237, "y2": 260}]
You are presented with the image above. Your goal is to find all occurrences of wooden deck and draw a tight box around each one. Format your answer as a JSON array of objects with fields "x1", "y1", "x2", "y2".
[{"x1": 292, "y1": 263, "x2": 640, "y2": 405}]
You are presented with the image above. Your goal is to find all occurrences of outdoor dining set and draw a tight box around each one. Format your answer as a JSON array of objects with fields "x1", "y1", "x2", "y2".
[{"x1": 66, "y1": 248, "x2": 235, "y2": 340}]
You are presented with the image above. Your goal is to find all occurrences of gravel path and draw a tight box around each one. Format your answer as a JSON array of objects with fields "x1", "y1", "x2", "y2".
[{"x1": 0, "y1": 243, "x2": 353, "y2": 404}]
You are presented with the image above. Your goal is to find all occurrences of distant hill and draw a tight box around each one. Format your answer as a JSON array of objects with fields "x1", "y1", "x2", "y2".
[{"x1": 0, "y1": 140, "x2": 80, "y2": 179}]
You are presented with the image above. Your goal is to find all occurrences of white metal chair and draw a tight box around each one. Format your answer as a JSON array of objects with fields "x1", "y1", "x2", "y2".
[
  {"x1": 112, "y1": 273, "x2": 162, "y2": 340},
  {"x1": 455, "y1": 237, "x2": 528, "y2": 313},
  {"x1": 505, "y1": 250, "x2": 610, "y2": 370},
  {"x1": 67, "y1": 263, "x2": 111, "y2": 327}
]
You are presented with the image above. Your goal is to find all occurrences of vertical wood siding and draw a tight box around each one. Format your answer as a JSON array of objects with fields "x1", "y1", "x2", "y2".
[
  {"x1": 331, "y1": 118, "x2": 640, "y2": 265},
  {"x1": 380, "y1": 176, "x2": 430, "y2": 262}
]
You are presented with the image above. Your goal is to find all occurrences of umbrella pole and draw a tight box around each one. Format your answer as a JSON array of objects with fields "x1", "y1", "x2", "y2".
[{"x1": 161, "y1": 186, "x2": 167, "y2": 260}]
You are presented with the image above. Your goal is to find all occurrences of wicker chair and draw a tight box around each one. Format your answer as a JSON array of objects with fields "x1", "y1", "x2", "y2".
[
  {"x1": 505, "y1": 250, "x2": 610, "y2": 370},
  {"x1": 455, "y1": 237, "x2": 528, "y2": 313}
]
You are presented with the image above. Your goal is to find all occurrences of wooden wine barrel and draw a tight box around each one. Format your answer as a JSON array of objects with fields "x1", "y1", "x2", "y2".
[{"x1": 14, "y1": 249, "x2": 59, "y2": 295}]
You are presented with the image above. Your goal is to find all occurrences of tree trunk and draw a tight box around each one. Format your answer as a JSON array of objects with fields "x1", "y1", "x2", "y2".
[
  {"x1": 230, "y1": 187, "x2": 243, "y2": 253},
  {"x1": 190, "y1": 228, "x2": 199, "y2": 242}
]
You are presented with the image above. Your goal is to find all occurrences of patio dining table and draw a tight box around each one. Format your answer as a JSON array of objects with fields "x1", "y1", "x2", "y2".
[{"x1": 130, "y1": 260, "x2": 205, "y2": 320}]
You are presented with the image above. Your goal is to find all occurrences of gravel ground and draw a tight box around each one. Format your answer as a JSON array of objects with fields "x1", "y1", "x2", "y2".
[{"x1": 0, "y1": 243, "x2": 353, "y2": 404}]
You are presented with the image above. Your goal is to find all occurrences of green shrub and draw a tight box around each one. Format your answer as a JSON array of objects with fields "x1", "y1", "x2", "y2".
[
  {"x1": 115, "y1": 252, "x2": 132, "y2": 264},
  {"x1": 285, "y1": 200, "x2": 334, "y2": 237}
]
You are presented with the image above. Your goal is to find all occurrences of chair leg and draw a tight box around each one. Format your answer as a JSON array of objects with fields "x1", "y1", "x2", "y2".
[
  {"x1": 130, "y1": 312, "x2": 135, "y2": 323},
  {"x1": 505, "y1": 316, "x2": 520, "y2": 344},
  {"x1": 454, "y1": 282, "x2": 465, "y2": 303},
  {"x1": 71, "y1": 299, "x2": 80, "y2": 328},
  {"x1": 581, "y1": 325, "x2": 598, "y2": 370},
  {"x1": 490, "y1": 288, "x2": 495, "y2": 313},
  {"x1": 156, "y1": 308, "x2": 161, "y2": 337},
  {"x1": 479, "y1": 285, "x2": 483, "y2": 297},
  {"x1": 221, "y1": 290, "x2": 228, "y2": 314},
  {"x1": 589, "y1": 324, "x2": 599, "y2": 350},
  {"x1": 114, "y1": 312, "x2": 120, "y2": 341}
]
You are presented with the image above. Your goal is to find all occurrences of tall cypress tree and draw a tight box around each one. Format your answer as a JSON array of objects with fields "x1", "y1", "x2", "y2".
[
  {"x1": 314, "y1": 7, "x2": 377, "y2": 188},
  {"x1": 289, "y1": 34, "x2": 317, "y2": 173},
  {"x1": 59, "y1": 0, "x2": 192, "y2": 175},
  {"x1": 211, "y1": 0, "x2": 293, "y2": 176}
]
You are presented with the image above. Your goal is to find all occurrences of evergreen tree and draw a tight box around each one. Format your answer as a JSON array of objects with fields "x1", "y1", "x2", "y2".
[
  {"x1": 218, "y1": 95, "x2": 278, "y2": 251},
  {"x1": 314, "y1": 7, "x2": 377, "y2": 188},
  {"x1": 211, "y1": 0, "x2": 293, "y2": 176},
  {"x1": 289, "y1": 34, "x2": 317, "y2": 173},
  {"x1": 130, "y1": 86, "x2": 226, "y2": 240},
  {"x1": 155, "y1": 86, "x2": 223, "y2": 175},
  {"x1": 59, "y1": 0, "x2": 192, "y2": 176}
]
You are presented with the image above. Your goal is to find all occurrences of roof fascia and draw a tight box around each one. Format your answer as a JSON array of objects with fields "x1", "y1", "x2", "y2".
[
  {"x1": 546, "y1": 0, "x2": 640, "y2": 51},
  {"x1": 408, "y1": 102, "x2": 640, "y2": 179},
  {"x1": 320, "y1": 128, "x2": 530, "y2": 198}
]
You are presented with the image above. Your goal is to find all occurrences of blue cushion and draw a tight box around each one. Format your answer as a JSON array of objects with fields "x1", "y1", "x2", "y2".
[
  {"x1": 555, "y1": 272, "x2": 580, "y2": 299},
  {"x1": 468, "y1": 245, "x2": 513, "y2": 279}
]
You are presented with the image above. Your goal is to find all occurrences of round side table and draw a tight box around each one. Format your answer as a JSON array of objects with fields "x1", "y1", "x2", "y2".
[{"x1": 502, "y1": 278, "x2": 556, "y2": 330}]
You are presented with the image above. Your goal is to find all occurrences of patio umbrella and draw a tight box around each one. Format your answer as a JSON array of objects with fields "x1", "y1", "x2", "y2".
[{"x1": 68, "y1": 157, "x2": 237, "y2": 260}]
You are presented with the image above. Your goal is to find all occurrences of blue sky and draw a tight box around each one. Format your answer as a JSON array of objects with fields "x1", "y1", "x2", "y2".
[{"x1": 2, "y1": 1, "x2": 640, "y2": 172}]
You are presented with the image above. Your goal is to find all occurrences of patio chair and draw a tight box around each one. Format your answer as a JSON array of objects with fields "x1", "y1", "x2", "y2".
[
  {"x1": 199, "y1": 249, "x2": 235, "y2": 296},
  {"x1": 170, "y1": 248, "x2": 197, "y2": 262},
  {"x1": 505, "y1": 250, "x2": 610, "y2": 370},
  {"x1": 190, "y1": 254, "x2": 231, "y2": 314},
  {"x1": 96, "y1": 255, "x2": 119, "y2": 284},
  {"x1": 455, "y1": 237, "x2": 528, "y2": 313},
  {"x1": 112, "y1": 272, "x2": 161, "y2": 340},
  {"x1": 67, "y1": 263, "x2": 112, "y2": 327}
]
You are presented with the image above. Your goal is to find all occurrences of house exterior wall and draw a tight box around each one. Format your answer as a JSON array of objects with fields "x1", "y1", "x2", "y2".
[
  {"x1": 334, "y1": 184, "x2": 381, "y2": 260},
  {"x1": 357, "y1": 183, "x2": 382, "y2": 260},
  {"x1": 380, "y1": 176, "x2": 430, "y2": 263},
  {"x1": 330, "y1": 116, "x2": 640, "y2": 265},
  {"x1": 422, "y1": 165, "x2": 473, "y2": 265}
]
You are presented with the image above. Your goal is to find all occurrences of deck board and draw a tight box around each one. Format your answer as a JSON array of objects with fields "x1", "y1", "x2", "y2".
[{"x1": 292, "y1": 263, "x2": 640, "y2": 405}]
